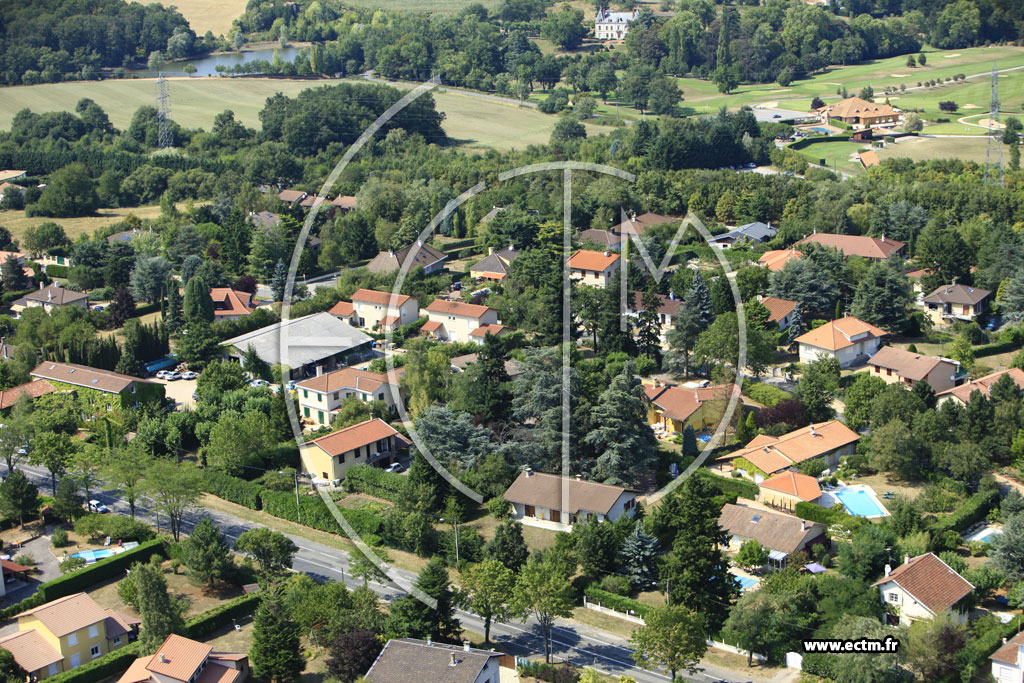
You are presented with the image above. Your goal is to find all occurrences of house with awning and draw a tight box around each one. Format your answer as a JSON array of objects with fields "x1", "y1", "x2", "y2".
[{"x1": 719, "y1": 503, "x2": 828, "y2": 569}]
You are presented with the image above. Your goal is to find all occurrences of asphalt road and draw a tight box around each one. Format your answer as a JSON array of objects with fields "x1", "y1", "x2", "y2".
[{"x1": 11, "y1": 463, "x2": 750, "y2": 683}]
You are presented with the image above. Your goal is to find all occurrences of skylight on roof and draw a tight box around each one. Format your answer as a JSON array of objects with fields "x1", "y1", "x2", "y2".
[{"x1": 751, "y1": 515, "x2": 761, "y2": 523}]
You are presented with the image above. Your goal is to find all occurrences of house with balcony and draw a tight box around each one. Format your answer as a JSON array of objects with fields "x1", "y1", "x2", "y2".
[
  {"x1": 349, "y1": 289, "x2": 420, "y2": 332},
  {"x1": 715, "y1": 421, "x2": 860, "y2": 481},
  {"x1": 300, "y1": 418, "x2": 404, "y2": 483},
  {"x1": 873, "y1": 553, "x2": 973, "y2": 627},
  {"x1": 794, "y1": 315, "x2": 886, "y2": 367},
  {"x1": 0, "y1": 593, "x2": 138, "y2": 679},
  {"x1": 422, "y1": 299, "x2": 499, "y2": 343},
  {"x1": 469, "y1": 246, "x2": 519, "y2": 282},
  {"x1": 117, "y1": 634, "x2": 249, "y2": 683},
  {"x1": 567, "y1": 250, "x2": 620, "y2": 289},
  {"x1": 922, "y1": 283, "x2": 991, "y2": 324},
  {"x1": 936, "y1": 368, "x2": 1024, "y2": 407},
  {"x1": 295, "y1": 367, "x2": 401, "y2": 427},
  {"x1": 502, "y1": 470, "x2": 638, "y2": 531},
  {"x1": 866, "y1": 346, "x2": 965, "y2": 393}
]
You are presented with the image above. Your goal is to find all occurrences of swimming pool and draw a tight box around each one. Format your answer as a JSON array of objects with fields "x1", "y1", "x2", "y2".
[
  {"x1": 734, "y1": 575, "x2": 759, "y2": 592},
  {"x1": 834, "y1": 488, "x2": 888, "y2": 518},
  {"x1": 698, "y1": 435, "x2": 712, "y2": 443},
  {"x1": 72, "y1": 549, "x2": 114, "y2": 562},
  {"x1": 966, "y1": 527, "x2": 1003, "y2": 544},
  {"x1": 808, "y1": 127, "x2": 832, "y2": 134}
]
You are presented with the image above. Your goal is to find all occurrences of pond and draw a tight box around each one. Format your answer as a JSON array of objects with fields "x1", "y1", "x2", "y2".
[{"x1": 130, "y1": 46, "x2": 305, "y2": 78}]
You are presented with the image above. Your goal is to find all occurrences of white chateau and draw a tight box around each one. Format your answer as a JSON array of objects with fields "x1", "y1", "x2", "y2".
[{"x1": 594, "y1": 8, "x2": 639, "y2": 40}]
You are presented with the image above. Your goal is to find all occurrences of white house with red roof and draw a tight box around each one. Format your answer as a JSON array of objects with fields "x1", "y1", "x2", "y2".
[
  {"x1": 873, "y1": 553, "x2": 974, "y2": 627},
  {"x1": 349, "y1": 289, "x2": 420, "y2": 332},
  {"x1": 117, "y1": 634, "x2": 248, "y2": 683},
  {"x1": 423, "y1": 299, "x2": 499, "y2": 343},
  {"x1": 794, "y1": 315, "x2": 886, "y2": 367},
  {"x1": 567, "y1": 250, "x2": 620, "y2": 289},
  {"x1": 991, "y1": 631, "x2": 1024, "y2": 682},
  {"x1": 758, "y1": 296, "x2": 799, "y2": 331},
  {"x1": 300, "y1": 418, "x2": 405, "y2": 483},
  {"x1": 295, "y1": 367, "x2": 401, "y2": 427},
  {"x1": 210, "y1": 288, "x2": 258, "y2": 320}
]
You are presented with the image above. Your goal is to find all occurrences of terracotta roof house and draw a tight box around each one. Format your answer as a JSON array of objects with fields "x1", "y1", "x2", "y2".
[
  {"x1": 30, "y1": 362, "x2": 163, "y2": 409},
  {"x1": 331, "y1": 195, "x2": 357, "y2": 211},
  {"x1": 873, "y1": 553, "x2": 973, "y2": 626},
  {"x1": 990, "y1": 631, "x2": 1024, "y2": 682},
  {"x1": 758, "y1": 248, "x2": 801, "y2": 271},
  {"x1": 116, "y1": 634, "x2": 249, "y2": 683},
  {"x1": 300, "y1": 418, "x2": 403, "y2": 483},
  {"x1": 643, "y1": 382, "x2": 738, "y2": 436},
  {"x1": 936, "y1": 368, "x2": 1024, "y2": 407},
  {"x1": 469, "y1": 246, "x2": 519, "y2": 281},
  {"x1": 277, "y1": 189, "x2": 307, "y2": 204},
  {"x1": 423, "y1": 299, "x2": 499, "y2": 343},
  {"x1": 298, "y1": 194, "x2": 323, "y2": 209},
  {"x1": 503, "y1": 469, "x2": 639, "y2": 530},
  {"x1": 468, "y1": 323, "x2": 510, "y2": 344},
  {"x1": 328, "y1": 300, "x2": 356, "y2": 325},
  {"x1": 366, "y1": 241, "x2": 447, "y2": 275},
  {"x1": 210, "y1": 288, "x2": 258, "y2": 320},
  {"x1": 0, "y1": 378, "x2": 55, "y2": 410},
  {"x1": 759, "y1": 296, "x2": 799, "y2": 330},
  {"x1": 708, "y1": 221, "x2": 777, "y2": 249},
  {"x1": 0, "y1": 592, "x2": 139, "y2": 679},
  {"x1": 795, "y1": 316, "x2": 886, "y2": 367},
  {"x1": 859, "y1": 150, "x2": 881, "y2": 168},
  {"x1": 624, "y1": 291, "x2": 684, "y2": 338},
  {"x1": 350, "y1": 289, "x2": 420, "y2": 332},
  {"x1": 220, "y1": 312, "x2": 372, "y2": 378},
  {"x1": 295, "y1": 367, "x2": 401, "y2": 427},
  {"x1": 567, "y1": 249, "x2": 621, "y2": 289},
  {"x1": 719, "y1": 503, "x2": 828, "y2": 567},
  {"x1": 12, "y1": 284, "x2": 88, "y2": 314},
  {"x1": 610, "y1": 211, "x2": 677, "y2": 236},
  {"x1": 922, "y1": 283, "x2": 991, "y2": 323},
  {"x1": 817, "y1": 97, "x2": 901, "y2": 128},
  {"x1": 796, "y1": 232, "x2": 906, "y2": 261},
  {"x1": 365, "y1": 638, "x2": 504, "y2": 683},
  {"x1": 757, "y1": 471, "x2": 822, "y2": 511},
  {"x1": 866, "y1": 346, "x2": 965, "y2": 393},
  {"x1": 716, "y1": 421, "x2": 859, "y2": 480}
]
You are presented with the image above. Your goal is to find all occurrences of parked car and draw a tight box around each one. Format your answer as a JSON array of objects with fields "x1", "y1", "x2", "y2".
[
  {"x1": 165, "y1": 371, "x2": 182, "y2": 381},
  {"x1": 181, "y1": 371, "x2": 199, "y2": 380},
  {"x1": 385, "y1": 462, "x2": 405, "y2": 473},
  {"x1": 92, "y1": 305, "x2": 104, "y2": 312},
  {"x1": 155, "y1": 370, "x2": 168, "y2": 379},
  {"x1": 249, "y1": 379, "x2": 270, "y2": 388},
  {"x1": 88, "y1": 500, "x2": 110, "y2": 514}
]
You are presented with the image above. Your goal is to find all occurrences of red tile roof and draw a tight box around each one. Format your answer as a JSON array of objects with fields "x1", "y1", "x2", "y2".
[
  {"x1": 210, "y1": 289, "x2": 257, "y2": 317},
  {"x1": 0, "y1": 629, "x2": 62, "y2": 673},
  {"x1": 872, "y1": 553, "x2": 974, "y2": 615},
  {"x1": 758, "y1": 249, "x2": 801, "y2": 271},
  {"x1": 567, "y1": 249, "x2": 620, "y2": 272},
  {"x1": 421, "y1": 320, "x2": 443, "y2": 333},
  {"x1": 717, "y1": 421, "x2": 860, "y2": 475},
  {"x1": 991, "y1": 632, "x2": 1024, "y2": 665},
  {"x1": 794, "y1": 316, "x2": 886, "y2": 350},
  {"x1": 148, "y1": 634, "x2": 212, "y2": 682},
  {"x1": 329, "y1": 301, "x2": 355, "y2": 317},
  {"x1": 351, "y1": 289, "x2": 415, "y2": 307},
  {"x1": 309, "y1": 418, "x2": 398, "y2": 457},
  {"x1": 425, "y1": 299, "x2": 495, "y2": 319},
  {"x1": 644, "y1": 383, "x2": 737, "y2": 422},
  {"x1": 796, "y1": 233, "x2": 905, "y2": 260},
  {"x1": 866, "y1": 346, "x2": 952, "y2": 381},
  {"x1": 295, "y1": 367, "x2": 396, "y2": 394},
  {"x1": 0, "y1": 379, "x2": 55, "y2": 409},
  {"x1": 760, "y1": 297, "x2": 797, "y2": 323},
  {"x1": 936, "y1": 368, "x2": 1024, "y2": 404},
  {"x1": 758, "y1": 471, "x2": 822, "y2": 502},
  {"x1": 469, "y1": 324, "x2": 508, "y2": 338}
]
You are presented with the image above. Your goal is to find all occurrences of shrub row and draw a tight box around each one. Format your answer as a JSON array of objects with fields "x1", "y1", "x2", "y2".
[
  {"x1": 695, "y1": 468, "x2": 759, "y2": 500},
  {"x1": 742, "y1": 381, "x2": 793, "y2": 408},
  {"x1": 928, "y1": 488, "x2": 1001, "y2": 536},
  {"x1": 185, "y1": 592, "x2": 261, "y2": 639},
  {"x1": 45, "y1": 264, "x2": 70, "y2": 278},
  {"x1": 957, "y1": 614, "x2": 1022, "y2": 674},
  {"x1": 344, "y1": 464, "x2": 409, "y2": 502},
  {"x1": 975, "y1": 340, "x2": 1020, "y2": 358},
  {"x1": 437, "y1": 238, "x2": 476, "y2": 253},
  {"x1": 788, "y1": 134, "x2": 852, "y2": 151},
  {"x1": 583, "y1": 586, "x2": 652, "y2": 619},
  {"x1": 41, "y1": 643, "x2": 143, "y2": 683},
  {"x1": 260, "y1": 489, "x2": 383, "y2": 539},
  {"x1": 201, "y1": 469, "x2": 264, "y2": 510}
]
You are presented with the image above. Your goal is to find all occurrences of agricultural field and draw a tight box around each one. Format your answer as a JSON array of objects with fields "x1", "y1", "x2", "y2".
[
  {"x1": 0, "y1": 77, "x2": 582, "y2": 152},
  {"x1": 0, "y1": 203, "x2": 172, "y2": 242},
  {"x1": 876, "y1": 135, "x2": 991, "y2": 165},
  {"x1": 341, "y1": 0, "x2": 499, "y2": 11},
  {"x1": 158, "y1": 0, "x2": 248, "y2": 36}
]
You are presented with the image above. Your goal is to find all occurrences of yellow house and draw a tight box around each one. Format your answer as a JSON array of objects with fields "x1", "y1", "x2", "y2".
[
  {"x1": 0, "y1": 593, "x2": 139, "y2": 679},
  {"x1": 643, "y1": 382, "x2": 737, "y2": 435},
  {"x1": 300, "y1": 418, "x2": 403, "y2": 483}
]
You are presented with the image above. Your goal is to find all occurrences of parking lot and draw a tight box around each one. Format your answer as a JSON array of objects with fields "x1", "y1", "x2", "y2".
[{"x1": 152, "y1": 376, "x2": 198, "y2": 409}]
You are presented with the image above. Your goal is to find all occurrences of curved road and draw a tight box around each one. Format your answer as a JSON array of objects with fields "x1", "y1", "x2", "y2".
[{"x1": 10, "y1": 463, "x2": 755, "y2": 683}]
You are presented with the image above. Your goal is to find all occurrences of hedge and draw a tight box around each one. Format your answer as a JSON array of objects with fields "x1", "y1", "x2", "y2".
[
  {"x1": 695, "y1": 468, "x2": 759, "y2": 500},
  {"x1": 260, "y1": 490, "x2": 382, "y2": 539},
  {"x1": 975, "y1": 340, "x2": 1020, "y2": 358},
  {"x1": 957, "y1": 614, "x2": 1023, "y2": 675},
  {"x1": 41, "y1": 643, "x2": 143, "y2": 683},
  {"x1": 45, "y1": 264, "x2": 70, "y2": 278},
  {"x1": 201, "y1": 469, "x2": 264, "y2": 510},
  {"x1": 583, "y1": 587, "x2": 652, "y2": 619},
  {"x1": 788, "y1": 134, "x2": 852, "y2": 151},
  {"x1": 344, "y1": 464, "x2": 409, "y2": 502},
  {"x1": 928, "y1": 488, "x2": 1001, "y2": 536},
  {"x1": 185, "y1": 592, "x2": 261, "y2": 639},
  {"x1": 742, "y1": 381, "x2": 793, "y2": 408}
]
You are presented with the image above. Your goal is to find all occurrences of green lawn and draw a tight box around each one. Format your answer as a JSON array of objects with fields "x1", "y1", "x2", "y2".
[
  {"x1": 794, "y1": 139, "x2": 871, "y2": 174},
  {"x1": 877, "y1": 135, "x2": 991, "y2": 164},
  {"x1": 0, "y1": 77, "x2": 581, "y2": 151}
]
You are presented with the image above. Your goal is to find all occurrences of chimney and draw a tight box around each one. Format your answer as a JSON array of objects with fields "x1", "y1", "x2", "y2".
[
  {"x1": 463, "y1": 641, "x2": 471, "y2": 652},
  {"x1": 603, "y1": 250, "x2": 611, "y2": 257},
  {"x1": 39, "y1": 281, "x2": 43, "y2": 290},
  {"x1": 488, "y1": 247, "x2": 494, "y2": 256},
  {"x1": 809, "y1": 424, "x2": 816, "y2": 436},
  {"x1": 904, "y1": 554, "x2": 910, "y2": 565},
  {"x1": 524, "y1": 467, "x2": 532, "y2": 477},
  {"x1": 316, "y1": 365, "x2": 323, "y2": 377},
  {"x1": 427, "y1": 637, "x2": 432, "y2": 646},
  {"x1": 881, "y1": 234, "x2": 885, "y2": 243},
  {"x1": 449, "y1": 652, "x2": 457, "y2": 667},
  {"x1": 801, "y1": 520, "x2": 807, "y2": 531},
  {"x1": 669, "y1": 289, "x2": 675, "y2": 300},
  {"x1": 47, "y1": 290, "x2": 52, "y2": 302},
  {"x1": 884, "y1": 564, "x2": 892, "y2": 577},
  {"x1": 767, "y1": 221, "x2": 771, "y2": 230},
  {"x1": 158, "y1": 654, "x2": 168, "y2": 664},
  {"x1": 417, "y1": 239, "x2": 423, "y2": 247},
  {"x1": 575, "y1": 474, "x2": 582, "y2": 481},
  {"x1": 388, "y1": 250, "x2": 394, "y2": 258}
]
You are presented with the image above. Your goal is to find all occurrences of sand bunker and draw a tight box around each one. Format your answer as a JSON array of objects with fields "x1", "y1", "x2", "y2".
[
  {"x1": 891, "y1": 73, "x2": 909, "y2": 77},
  {"x1": 768, "y1": 89, "x2": 792, "y2": 93},
  {"x1": 978, "y1": 118, "x2": 1006, "y2": 129},
  {"x1": 757, "y1": 102, "x2": 779, "y2": 108},
  {"x1": 962, "y1": 103, "x2": 981, "y2": 109},
  {"x1": 944, "y1": 53, "x2": 962, "y2": 58}
]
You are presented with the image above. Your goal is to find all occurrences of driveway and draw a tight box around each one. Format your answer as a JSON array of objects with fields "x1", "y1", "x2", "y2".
[
  {"x1": 0, "y1": 531, "x2": 62, "y2": 623},
  {"x1": 152, "y1": 377, "x2": 197, "y2": 409}
]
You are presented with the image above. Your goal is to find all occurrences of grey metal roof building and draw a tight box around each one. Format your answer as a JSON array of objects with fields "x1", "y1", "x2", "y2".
[{"x1": 220, "y1": 312, "x2": 372, "y2": 375}]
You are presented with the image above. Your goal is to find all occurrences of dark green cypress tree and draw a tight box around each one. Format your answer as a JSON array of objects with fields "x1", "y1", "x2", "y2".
[
  {"x1": 165, "y1": 279, "x2": 184, "y2": 334},
  {"x1": 271, "y1": 259, "x2": 288, "y2": 302},
  {"x1": 681, "y1": 424, "x2": 698, "y2": 456},
  {"x1": 251, "y1": 592, "x2": 305, "y2": 683},
  {"x1": 619, "y1": 521, "x2": 660, "y2": 590}
]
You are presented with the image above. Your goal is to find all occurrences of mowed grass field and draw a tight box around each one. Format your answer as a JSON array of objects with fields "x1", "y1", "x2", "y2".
[
  {"x1": 877, "y1": 135, "x2": 991, "y2": 164},
  {"x1": 0, "y1": 77, "x2": 581, "y2": 151},
  {"x1": 158, "y1": 0, "x2": 247, "y2": 36},
  {"x1": 0, "y1": 202, "x2": 198, "y2": 243}
]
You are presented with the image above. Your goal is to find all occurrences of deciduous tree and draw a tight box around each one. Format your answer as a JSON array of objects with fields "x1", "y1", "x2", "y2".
[{"x1": 631, "y1": 605, "x2": 708, "y2": 680}]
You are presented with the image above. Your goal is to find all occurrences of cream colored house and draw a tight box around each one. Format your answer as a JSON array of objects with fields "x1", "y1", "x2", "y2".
[
  {"x1": 936, "y1": 368, "x2": 1024, "y2": 407},
  {"x1": 716, "y1": 421, "x2": 859, "y2": 481},
  {"x1": 866, "y1": 346, "x2": 965, "y2": 393},
  {"x1": 300, "y1": 418, "x2": 402, "y2": 483},
  {"x1": 423, "y1": 299, "x2": 499, "y2": 343},
  {"x1": 594, "y1": 8, "x2": 638, "y2": 40},
  {"x1": 922, "y1": 283, "x2": 991, "y2": 324},
  {"x1": 643, "y1": 382, "x2": 737, "y2": 436},
  {"x1": 296, "y1": 367, "x2": 402, "y2": 427},
  {"x1": 117, "y1": 634, "x2": 249, "y2": 683},
  {"x1": 872, "y1": 553, "x2": 973, "y2": 627},
  {"x1": 567, "y1": 250, "x2": 620, "y2": 289},
  {"x1": 11, "y1": 283, "x2": 88, "y2": 315},
  {"x1": 350, "y1": 289, "x2": 420, "y2": 332},
  {"x1": 0, "y1": 593, "x2": 138, "y2": 679},
  {"x1": 795, "y1": 316, "x2": 886, "y2": 368},
  {"x1": 502, "y1": 470, "x2": 638, "y2": 531}
]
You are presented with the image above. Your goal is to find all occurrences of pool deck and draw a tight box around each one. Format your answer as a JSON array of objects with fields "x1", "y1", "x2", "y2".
[{"x1": 965, "y1": 524, "x2": 1004, "y2": 543}]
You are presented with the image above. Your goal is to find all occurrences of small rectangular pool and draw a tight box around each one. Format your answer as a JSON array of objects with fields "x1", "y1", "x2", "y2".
[
  {"x1": 734, "y1": 575, "x2": 759, "y2": 592},
  {"x1": 72, "y1": 549, "x2": 114, "y2": 562},
  {"x1": 835, "y1": 488, "x2": 888, "y2": 518}
]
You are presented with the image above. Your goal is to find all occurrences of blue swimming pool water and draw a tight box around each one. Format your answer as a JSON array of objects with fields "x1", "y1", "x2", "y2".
[
  {"x1": 698, "y1": 435, "x2": 712, "y2": 443},
  {"x1": 978, "y1": 530, "x2": 1003, "y2": 543},
  {"x1": 735, "y1": 576, "x2": 759, "y2": 591},
  {"x1": 72, "y1": 549, "x2": 114, "y2": 562},
  {"x1": 835, "y1": 489, "x2": 887, "y2": 517},
  {"x1": 808, "y1": 127, "x2": 832, "y2": 133}
]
